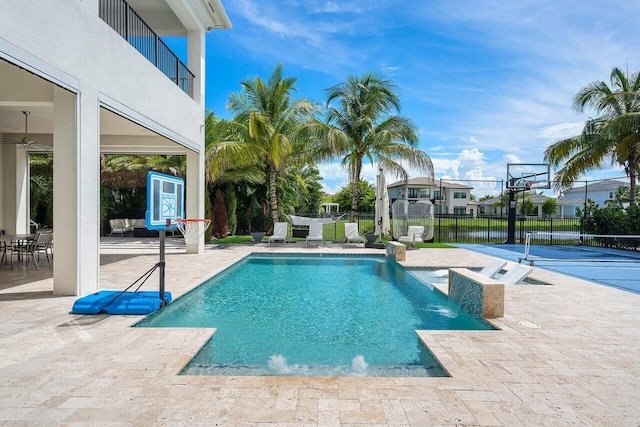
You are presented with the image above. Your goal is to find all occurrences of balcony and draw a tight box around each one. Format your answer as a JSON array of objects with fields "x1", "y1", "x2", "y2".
[{"x1": 99, "y1": 0, "x2": 194, "y2": 97}]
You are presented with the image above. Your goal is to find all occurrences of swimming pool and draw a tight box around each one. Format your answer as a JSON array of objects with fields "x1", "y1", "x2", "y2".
[{"x1": 136, "y1": 254, "x2": 493, "y2": 377}]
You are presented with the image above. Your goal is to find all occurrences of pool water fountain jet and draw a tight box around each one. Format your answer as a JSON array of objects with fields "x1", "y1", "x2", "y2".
[{"x1": 351, "y1": 355, "x2": 368, "y2": 375}]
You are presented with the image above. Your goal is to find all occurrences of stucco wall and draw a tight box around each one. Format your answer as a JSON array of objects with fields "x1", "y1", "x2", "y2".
[{"x1": 0, "y1": 0, "x2": 202, "y2": 146}]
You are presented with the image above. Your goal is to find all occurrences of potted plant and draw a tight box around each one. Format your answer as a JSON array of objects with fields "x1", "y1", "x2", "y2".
[
  {"x1": 363, "y1": 226, "x2": 378, "y2": 244},
  {"x1": 250, "y1": 230, "x2": 266, "y2": 243}
]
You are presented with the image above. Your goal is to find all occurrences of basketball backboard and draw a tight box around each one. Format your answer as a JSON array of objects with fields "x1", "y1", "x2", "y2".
[
  {"x1": 507, "y1": 163, "x2": 550, "y2": 191},
  {"x1": 145, "y1": 171, "x2": 185, "y2": 230}
]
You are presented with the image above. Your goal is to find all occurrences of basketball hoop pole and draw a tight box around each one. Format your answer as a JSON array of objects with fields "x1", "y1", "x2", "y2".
[
  {"x1": 505, "y1": 185, "x2": 517, "y2": 244},
  {"x1": 158, "y1": 219, "x2": 168, "y2": 306}
]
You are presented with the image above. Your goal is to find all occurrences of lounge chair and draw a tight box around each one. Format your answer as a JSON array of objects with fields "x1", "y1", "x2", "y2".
[
  {"x1": 109, "y1": 219, "x2": 127, "y2": 236},
  {"x1": 479, "y1": 259, "x2": 507, "y2": 277},
  {"x1": 498, "y1": 264, "x2": 532, "y2": 285},
  {"x1": 429, "y1": 258, "x2": 507, "y2": 278},
  {"x1": 306, "y1": 223, "x2": 324, "y2": 247},
  {"x1": 268, "y1": 222, "x2": 288, "y2": 246},
  {"x1": 344, "y1": 223, "x2": 365, "y2": 244},
  {"x1": 398, "y1": 226, "x2": 425, "y2": 248}
]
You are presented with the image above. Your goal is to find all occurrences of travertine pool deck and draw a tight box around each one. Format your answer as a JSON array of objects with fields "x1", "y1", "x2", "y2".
[{"x1": 1, "y1": 238, "x2": 639, "y2": 425}]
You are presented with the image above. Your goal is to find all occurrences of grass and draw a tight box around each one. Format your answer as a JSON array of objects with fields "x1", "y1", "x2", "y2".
[
  {"x1": 212, "y1": 235, "x2": 255, "y2": 244},
  {"x1": 413, "y1": 242, "x2": 456, "y2": 248}
]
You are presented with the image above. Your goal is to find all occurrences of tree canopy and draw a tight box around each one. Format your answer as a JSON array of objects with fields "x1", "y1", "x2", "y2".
[{"x1": 545, "y1": 67, "x2": 640, "y2": 206}]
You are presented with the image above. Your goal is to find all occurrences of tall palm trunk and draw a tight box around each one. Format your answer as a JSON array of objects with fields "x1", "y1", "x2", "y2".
[
  {"x1": 629, "y1": 146, "x2": 639, "y2": 206},
  {"x1": 349, "y1": 156, "x2": 363, "y2": 222},
  {"x1": 268, "y1": 160, "x2": 279, "y2": 224}
]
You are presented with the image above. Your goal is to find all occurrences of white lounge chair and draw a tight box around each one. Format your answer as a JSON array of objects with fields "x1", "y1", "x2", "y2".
[
  {"x1": 479, "y1": 259, "x2": 507, "y2": 277},
  {"x1": 306, "y1": 223, "x2": 324, "y2": 247},
  {"x1": 398, "y1": 226, "x2": 425, "y2": 248},
  {"x1": 429, "y1": 258, "x2": 507, "y2": 278},
  {"x1": 268, "y1": 222, "x2": 289, "y2": 246},
  {"x1": 345, "y1": 223, "x2": 365, "y2": 244},
  {"x1": 499, "y1": 264, "x2": 532, "y2": 285}
]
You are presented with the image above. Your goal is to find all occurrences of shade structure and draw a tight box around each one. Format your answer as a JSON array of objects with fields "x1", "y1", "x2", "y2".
[{"x1": 374, "y1": 169, "x2": 390, "y2": 237}]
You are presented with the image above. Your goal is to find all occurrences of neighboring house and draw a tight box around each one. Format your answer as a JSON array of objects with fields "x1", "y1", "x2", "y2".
[
  {"x1": 0, "y1": 1, "x2": 231, "y2": 296},
  {"x1": 477, "y1": 194, "x2": 583, "y2": 218},
  {"x1": 387, "y1": 177, "x2": 475, "y2": 216},
  {"x1": 561, "y1": 179, "x2": 628, "y2": 208}
]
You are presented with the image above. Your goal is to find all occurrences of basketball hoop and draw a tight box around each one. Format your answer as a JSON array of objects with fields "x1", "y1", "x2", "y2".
[{"x1": 174, "y1": 219, "x2": 211, "y2": 245}]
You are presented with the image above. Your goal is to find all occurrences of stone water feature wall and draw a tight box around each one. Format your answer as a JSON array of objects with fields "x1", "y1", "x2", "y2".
[{"x1": 448, "y1": 268, "x2": 504, "y2": 319}]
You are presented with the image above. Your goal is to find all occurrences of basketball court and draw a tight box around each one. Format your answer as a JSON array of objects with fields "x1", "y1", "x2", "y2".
[{"x1": 456, "y1": 241, "x2": 640, "y2": 294}]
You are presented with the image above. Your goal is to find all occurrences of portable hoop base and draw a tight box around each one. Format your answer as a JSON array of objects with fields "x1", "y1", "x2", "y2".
[{"x1": 175, "y1": 219, "x2": 211, "y2": 245}]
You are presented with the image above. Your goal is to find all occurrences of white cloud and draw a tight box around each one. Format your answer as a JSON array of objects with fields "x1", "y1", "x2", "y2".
[
  {"x1": 312, "y1": 1, "x2": 362, "y2": 14},
  {"x1": 538, "y1": 122, "x2": 584, "y2": 141},
  {"x1": 458, "y1": 148, "x2": 483, "y2": 164},
  {"x1": 504, "y1": 154, "x2": 522, "y2": 164}
]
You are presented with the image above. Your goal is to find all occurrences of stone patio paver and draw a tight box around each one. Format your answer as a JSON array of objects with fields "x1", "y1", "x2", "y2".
[{"x1": 1, "y1": 239, "x2": 640, "y2": 425}]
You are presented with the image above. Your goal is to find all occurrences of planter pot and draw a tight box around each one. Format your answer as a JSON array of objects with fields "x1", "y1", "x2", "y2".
[
  {"x1": 365, "y1": 233, "x2": 378, "y2": 244},
  {"x1": 250, "y1": 232, "x2": 266, "y2": 242}
]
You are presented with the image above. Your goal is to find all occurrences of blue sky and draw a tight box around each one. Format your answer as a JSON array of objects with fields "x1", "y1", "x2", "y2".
[{"x1": 191, "y1": 0, "x2": 640, "y2": 196}]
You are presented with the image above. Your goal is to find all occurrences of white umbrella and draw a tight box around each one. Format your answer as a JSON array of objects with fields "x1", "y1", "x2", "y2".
[{"x1": 374, "y1": 168, "x2": 390, "y2": 237}]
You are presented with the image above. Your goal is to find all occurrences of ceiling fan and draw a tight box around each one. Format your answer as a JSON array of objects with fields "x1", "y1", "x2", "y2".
[{"x1": 0, "y1": 111, "x2": 51, "y2": 151}]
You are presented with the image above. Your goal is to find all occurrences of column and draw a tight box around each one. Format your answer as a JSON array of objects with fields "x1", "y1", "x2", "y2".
[
  {"x1": 185, "y1": 149, "x2": 204, "y2": 254},
  {"x1": 53, "y1": 87, "x2": 100, "y2": 296},
  {"x1": 186, "y1": 29, "x2": 206, "y2": 254},
  {"x1": 1, "y1": 144, "x2": 29, "y2": 234},
  {"x1": 187, "y1": 30, "x2": 205, "y2": 106}
]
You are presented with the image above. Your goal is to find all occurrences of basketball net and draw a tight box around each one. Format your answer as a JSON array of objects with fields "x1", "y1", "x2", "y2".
[{"x1": 175, "y1": 219, "x2": 211, "y2": 245}]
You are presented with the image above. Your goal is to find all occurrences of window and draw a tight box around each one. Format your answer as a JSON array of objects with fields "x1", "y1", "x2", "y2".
[
  {"x1": 408, "y1": 189, "x2": 419, "y2": 198},
  {"x1": 453, "y1": 192, "x2": 467, "y2": 199},
  {"x1": 433, "y1": 190, "x2": 441, "y2": 199},
  {"x1": 420, "y1": 189, "x2": 428, "y2": 198},
  {"x1": 453, "y1": 206, "x2": 466, "y2": 215}
]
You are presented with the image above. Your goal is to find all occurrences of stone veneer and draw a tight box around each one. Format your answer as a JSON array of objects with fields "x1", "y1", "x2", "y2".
[
  {"x1": 448, "y1": 267, "x2": 504, "y2": 319},
  {"x1": 385, "y1": 241, "x2": 406, "y2": 261}
]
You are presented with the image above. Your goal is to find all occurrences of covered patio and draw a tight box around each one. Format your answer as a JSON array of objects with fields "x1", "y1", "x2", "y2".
[{"x1": 0, "y1": 58, "x2": 205, "y2": 296}]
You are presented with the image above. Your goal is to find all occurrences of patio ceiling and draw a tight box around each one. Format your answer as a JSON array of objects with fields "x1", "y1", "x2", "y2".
[{"x1": 0, "y1": 59, "x2": 190, "y2": 155}]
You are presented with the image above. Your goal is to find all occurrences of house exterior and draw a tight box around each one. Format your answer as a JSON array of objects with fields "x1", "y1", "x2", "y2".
[
  {"x1": 561, "y1": 179, "x2": 628, "y2": 207},
  {"x1": 0, "y1": 0, "x2": 231, "y2": 296},
  {"x1": 387, "y1": 177, "x2": 475, "y2": 216},
  {"x1": 477, "y1": 194, "x2": 583, "y2": 218}
]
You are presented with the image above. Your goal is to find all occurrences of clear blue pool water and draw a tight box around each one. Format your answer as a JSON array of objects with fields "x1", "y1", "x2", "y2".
[{"x1": 136, "y1": 254, "x2": 493, "y2": 377}]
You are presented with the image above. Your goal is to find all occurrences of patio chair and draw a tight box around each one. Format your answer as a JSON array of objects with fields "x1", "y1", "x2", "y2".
[
  {"x1": 268, "y1": 222, "x2": 288, "y2": 246},
  {"x1": 344, "y1": 223, "x2": 365, "y2": 244},
  {"x1": 109, "y1": 219, "x2": 127, "y2": 236},
  {"x1": 398, "y1": 225, "x2": 425, "y2": 248},
  {"x1": 498, "y1": 264, "x2": 532, "y2": 285},
  {"x1": 306, "y1": 223, "x2": 324, "y2": 247},
  {"x1": 33, "y1": 231, "x2": 53, "y2": 267},
  {"x1": 10, "y1": 232, "x2": 51, "y2": 270}
]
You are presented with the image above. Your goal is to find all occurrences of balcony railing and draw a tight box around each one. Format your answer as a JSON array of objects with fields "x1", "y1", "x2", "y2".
[{"x1": 99, "y1": 0, "x2": 194, "y2": 97}]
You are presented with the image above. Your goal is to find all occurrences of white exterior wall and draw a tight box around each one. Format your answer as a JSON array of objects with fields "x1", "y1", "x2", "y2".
[
  {"x1": 0, "y1": 1, "x2": 202, "y2": 145},
  {"x1": 446, "y1": 188, "x2": 470, "y2": 214}
]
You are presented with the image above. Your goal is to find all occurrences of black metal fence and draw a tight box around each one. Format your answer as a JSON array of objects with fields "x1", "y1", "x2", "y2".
[
  {"x1": 245, "y1": 212, "x2": 582, "y2": 244},
  {"x1": 99, "y1": 0, "x2": 194, "y2": 97}
]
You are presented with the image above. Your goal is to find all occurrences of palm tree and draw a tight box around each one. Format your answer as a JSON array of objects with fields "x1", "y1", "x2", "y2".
[
  {"x1": 544, "y1": 67, "x2": 640, "y2": 205},
  {"x1": 225, "y1": 65, "x2": 318, "y2": 224},
  {"x1": 317, "y1": 72, "x2": 433, "y2": 221}
]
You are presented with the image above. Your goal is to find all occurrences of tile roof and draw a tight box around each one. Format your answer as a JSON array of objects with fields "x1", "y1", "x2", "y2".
[{"x1": 387, "y1": 177, "x2": 472, "y2": 189}]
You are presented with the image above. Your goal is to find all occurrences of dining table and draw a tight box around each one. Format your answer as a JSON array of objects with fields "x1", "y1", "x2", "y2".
[{"x1": 0, "y1": 234, "x2": 35, "y2": 265}]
